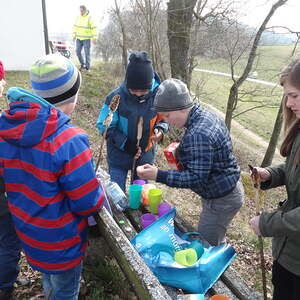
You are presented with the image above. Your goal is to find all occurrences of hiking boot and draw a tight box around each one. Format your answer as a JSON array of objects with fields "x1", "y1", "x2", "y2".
[{"x1": 0, "y1": 288, "x2": 18, "y2": 300}]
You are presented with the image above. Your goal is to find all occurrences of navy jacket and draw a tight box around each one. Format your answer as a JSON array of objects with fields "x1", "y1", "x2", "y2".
[{"x1": 97, "y1": 73, "x2": 169, "y2": 170}]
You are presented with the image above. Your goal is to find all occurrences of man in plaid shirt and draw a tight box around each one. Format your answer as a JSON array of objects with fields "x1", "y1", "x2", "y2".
[{"x1": 137, "y1": 78, "x2": 244, "y2": 245}]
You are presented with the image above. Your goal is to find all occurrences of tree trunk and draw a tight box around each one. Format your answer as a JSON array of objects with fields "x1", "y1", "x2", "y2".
[
  {"x1": 225, "y1": 84, "x2": 238, "y2": 132},
  {"x1": 167, "y1": 0, "x2": 197, "y2": 88},
  {"x1": 261, "y1": 103, "x2": 283, "y2": 167}
]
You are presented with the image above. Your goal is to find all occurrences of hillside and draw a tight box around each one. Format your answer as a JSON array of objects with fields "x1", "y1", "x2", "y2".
[{"x1": 2, "y1": 61, "x2": 287, "y2": 299}]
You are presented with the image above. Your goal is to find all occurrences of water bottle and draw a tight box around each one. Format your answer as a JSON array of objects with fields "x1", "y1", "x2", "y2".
[{"x1": 105, "y1": 181, "x2": 128, "y2": 211}]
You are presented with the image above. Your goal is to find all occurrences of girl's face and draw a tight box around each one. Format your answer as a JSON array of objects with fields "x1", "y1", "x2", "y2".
[{"x1": 284, "y1": 81, "x2": 300, "y2": 119}]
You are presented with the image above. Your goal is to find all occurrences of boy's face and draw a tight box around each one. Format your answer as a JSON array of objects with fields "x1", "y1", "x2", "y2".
[
  {"x1": 0, "y1": 79, "x2": 6, "y2": 98},
  {"x1": 129, "y1": 89, "x2": 149, "y2": 97},
  {"x1": 159, "y1": 109, "x2": 188, "y2": 128}
]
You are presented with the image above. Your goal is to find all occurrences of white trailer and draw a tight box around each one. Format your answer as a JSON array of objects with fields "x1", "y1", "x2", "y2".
[{"x1": 0, "y1": 0, "x2": 48, "y2": 71}]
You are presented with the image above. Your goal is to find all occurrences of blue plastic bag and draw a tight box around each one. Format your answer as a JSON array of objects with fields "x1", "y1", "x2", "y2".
[{"x1": 131, "y1": 208, "x2": 236, "y2": 294}]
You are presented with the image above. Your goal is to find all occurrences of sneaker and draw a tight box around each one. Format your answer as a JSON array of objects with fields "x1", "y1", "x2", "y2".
[{"x1": 79, "y1": 65, "x2": 85, "y2": 71}]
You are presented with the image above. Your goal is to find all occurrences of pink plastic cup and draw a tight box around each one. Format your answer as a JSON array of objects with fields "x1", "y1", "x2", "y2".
[
  {"x1": 158, "y1": 203, "x2": 172, "y2": 217},
  {"x1": 140, "y1": 213, "x2": 156, "y2": 229}
]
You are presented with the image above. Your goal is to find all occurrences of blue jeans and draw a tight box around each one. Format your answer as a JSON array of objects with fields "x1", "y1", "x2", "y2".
[
  {"x1": 109, "y1": 166, "x2": 148, "y2": 192},
  {"x1": 109, "y1": 167, "x2": 128, "y2": 192},
  {"x1": 42, "y1": 262, "x2": 82, "y2": 300},
  {"x1": 75, "y1": 39, "x2": 91, "y2": 70},
  {"x1": 0, "y1": 213, "x2": 21, "y2": 290}
]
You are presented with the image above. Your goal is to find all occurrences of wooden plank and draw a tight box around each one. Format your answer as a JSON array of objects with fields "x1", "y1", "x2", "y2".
[
  {"x1": 221, "y1": 268, "x2": 262, "y2": 300},
  {"x1": 95, "y1": 207, "x2": 173, "y2": 300}
]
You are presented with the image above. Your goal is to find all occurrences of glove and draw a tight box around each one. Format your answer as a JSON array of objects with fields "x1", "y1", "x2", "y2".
[{"x1": 249, "y1": 215, "x2": 261, "y2": 236}]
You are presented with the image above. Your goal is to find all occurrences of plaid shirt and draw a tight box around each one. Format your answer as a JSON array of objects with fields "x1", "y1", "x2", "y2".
[{"x1": 157, "y1": 104, "x2": 240, "y2": 199}]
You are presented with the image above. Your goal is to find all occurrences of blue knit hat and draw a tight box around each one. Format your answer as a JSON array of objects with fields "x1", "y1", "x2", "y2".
[
  {"x1": 125, "y1": 51, "x2": 154, "y2": 90},
  {"x1": 29, "y1": 54, "x2": 81, "y2": 106}
]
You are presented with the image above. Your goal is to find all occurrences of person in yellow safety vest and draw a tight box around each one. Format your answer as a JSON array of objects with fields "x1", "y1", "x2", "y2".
[{"x1": 73, "y1": 5, "x2": 97, "y2": 71}]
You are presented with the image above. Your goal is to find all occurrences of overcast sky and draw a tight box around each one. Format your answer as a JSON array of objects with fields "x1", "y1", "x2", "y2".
[{"x1": 46, "y1": 0, "x2": 300, "y2": 36}]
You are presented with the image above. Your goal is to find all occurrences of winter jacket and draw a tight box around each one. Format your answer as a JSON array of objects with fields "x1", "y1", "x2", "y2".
[
  {"x1": 260, "y1": 130, "x2": 300, "y2": 275},
  {"x1": 0, "y1": 61, "x2": 4, "y2": 80},
  {"x1": 96, "y1": 74, "x2": 169, "y2": 170},
  {"x1": 73, "y1": 11, "x2": 97, "y2": 40},
  {"x1": 0, "y1": 61, "x2": 8, "y2": 217},
  {"x1": 0, "y1": 89, "x2": 104, "y2": 274},
  {"x1": 156, "y1": 104, "x2": 240, "y2": 199}
]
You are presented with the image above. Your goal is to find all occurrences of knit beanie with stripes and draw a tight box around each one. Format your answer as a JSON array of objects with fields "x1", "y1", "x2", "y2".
[{"x1": 29, "y1": 54, "x2": 81, "y2": 106}]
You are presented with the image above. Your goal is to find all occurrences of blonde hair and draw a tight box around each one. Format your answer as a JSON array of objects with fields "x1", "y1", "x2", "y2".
[{"x1": 280, "y1": 58, "x2": 300, "y2": 162}]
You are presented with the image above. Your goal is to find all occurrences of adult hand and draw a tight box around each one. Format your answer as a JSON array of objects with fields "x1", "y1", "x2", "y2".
[
  {"x1": 151, "y1": 128, "x2": 163, "y2": 143},
  {"x1": 251, "y1": 167, "x2": 271, "y2": 182},
  {"x1": 92, "y1": 39, "x2": 97, "y2": 45},
  {"x1": 134, "y1": 147, "x2": 142, "y2": 160},
  {"x1": 249, "y1": 215, "x2": 261, "y2": 235},
  {"x1": 136, "y1": 164, "x2": 158, "y2": 181}
]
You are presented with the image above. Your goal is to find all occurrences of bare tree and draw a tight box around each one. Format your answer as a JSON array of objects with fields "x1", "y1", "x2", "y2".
[
  {"x1": 113, "y1": 0, "x2": 129, "y2": 72},
  {"x1": 132, "y1": 0, "x2": 169, "y2": 79},
  {"x1": 224, "y1": 0, "x2": 288, "y2": 131}
]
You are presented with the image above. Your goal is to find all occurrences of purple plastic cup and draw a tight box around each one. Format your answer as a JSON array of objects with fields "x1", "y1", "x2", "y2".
[
  {"x1": 140, "y1": 213, "x2": 156, "y2": 229},
  {"x1": 158, "y1": 203, "x2": 172, "y2": 217},
  {"x1": 133, "y1": 179, "x2": 146, "y2": 185}
]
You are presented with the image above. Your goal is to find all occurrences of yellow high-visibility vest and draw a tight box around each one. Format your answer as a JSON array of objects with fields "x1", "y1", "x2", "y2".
[{"x1": 73, "y1": 12, "x2": 97, "y2": 40}]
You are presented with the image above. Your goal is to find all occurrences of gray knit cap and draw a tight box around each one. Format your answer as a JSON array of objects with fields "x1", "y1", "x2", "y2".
[{"x1": 154, "y1": 78, "x2": 193, "y2": 112}]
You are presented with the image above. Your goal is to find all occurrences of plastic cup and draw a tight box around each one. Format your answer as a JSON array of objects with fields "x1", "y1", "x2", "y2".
[
  {"x1": 128, "y1": 184, "x2": 143, "y2": 209},
  {"x1": 174, "y1": 248, "x2": 197, "y2": 266},
  {"x1": 188, "y1": 240, "x2": 204, "y2": 259},
  {"x1": 210, "y1": 295, "x2": 230, "y2": 300},
  {"x1": 157, "y1": 202, "x2": 172, "y2": 217},
  {"x1": 140, "y1": 213, "x2": 156, "y2": 229},
  {"x1": 133, "y1": 179, "x2": 146, "y2": 185},
  {"x1": 148, "y1": 188, "x2": 162, "y2": 214},
  {"x1": 142, "y1": 184, "x2": 156, "y2": 205}
]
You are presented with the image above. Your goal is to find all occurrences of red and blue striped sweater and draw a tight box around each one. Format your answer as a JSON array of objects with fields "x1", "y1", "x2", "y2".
[{"x1": 0, "y1": 90, "x2": 104, "y2": 274}]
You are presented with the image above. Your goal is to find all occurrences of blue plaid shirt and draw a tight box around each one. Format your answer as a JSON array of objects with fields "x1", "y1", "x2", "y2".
[{"x1": 157, "y1": 104, "x2": 240, "y2": 199}]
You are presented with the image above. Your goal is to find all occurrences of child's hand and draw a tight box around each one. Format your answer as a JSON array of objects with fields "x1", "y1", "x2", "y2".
[
  {"x1": 151, "y1": 128, "x2": 163, "y2": 143},
  {"x1": 249, "y1": 215, "x2": 261, "y2": 235},
  {"x1": 136, "y1": 164, "x2": 158, "y2": 181}
]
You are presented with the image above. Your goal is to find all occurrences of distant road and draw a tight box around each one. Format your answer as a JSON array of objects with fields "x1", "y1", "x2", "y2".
[{"x1": 194, "y1": 68, "x2": 280, "y2": 88}]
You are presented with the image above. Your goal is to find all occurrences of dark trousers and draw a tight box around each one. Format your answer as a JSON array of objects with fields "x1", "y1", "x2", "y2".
[
  {"x1": 272, "y1": 260, "x2": 300, "y2": 300},
  {"x1": 0, "y1": 213, "x2": 21, "y2": 290}
]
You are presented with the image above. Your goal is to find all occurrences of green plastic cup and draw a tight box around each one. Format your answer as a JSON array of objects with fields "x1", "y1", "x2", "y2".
[
  {"x1": 148, "y1": 188, "x2": 162, "y2": 214},
  {"x1": 129, "y1": 184, "x2": 143, "y2": 209},
  {"x1": 174, "y1": 248, "x2": 197, "y2": 266}
]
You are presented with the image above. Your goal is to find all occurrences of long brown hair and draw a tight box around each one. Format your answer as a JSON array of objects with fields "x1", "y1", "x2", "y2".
[{"x1": 280, "y1": 58, "x2": 300, "y2": 162}]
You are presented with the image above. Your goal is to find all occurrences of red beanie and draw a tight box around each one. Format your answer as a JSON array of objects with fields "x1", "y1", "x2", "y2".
[{"x1": 0, "y1": 61, "x2": 5, "y2": 81}]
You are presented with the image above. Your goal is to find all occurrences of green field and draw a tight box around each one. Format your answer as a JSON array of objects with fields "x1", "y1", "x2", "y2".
[{"x1": 191, "y1": 45, "x2": 300, "y2": 142}]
